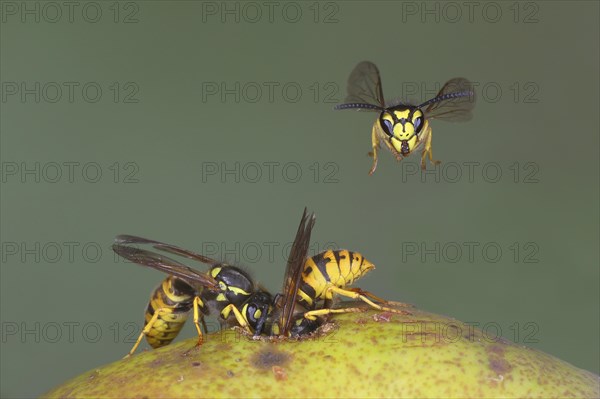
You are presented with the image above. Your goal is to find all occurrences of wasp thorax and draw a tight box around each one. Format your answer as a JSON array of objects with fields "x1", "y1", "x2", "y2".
[{"x1": 209, "y1": 265, "x2": 254, "y2": 304}]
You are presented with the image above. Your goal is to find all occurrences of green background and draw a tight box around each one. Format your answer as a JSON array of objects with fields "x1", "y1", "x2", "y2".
[{"x1": 1, "y1": 1, "x2": 598, "y2": 397}]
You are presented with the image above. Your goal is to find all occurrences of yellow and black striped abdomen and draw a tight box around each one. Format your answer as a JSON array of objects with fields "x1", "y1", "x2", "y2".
[
  {"x1": 297, "y1": 249, "x2": 375, "y2": 307},
  {"x1": 144, "y1": 276, "x2": 198, "y2": 349}
]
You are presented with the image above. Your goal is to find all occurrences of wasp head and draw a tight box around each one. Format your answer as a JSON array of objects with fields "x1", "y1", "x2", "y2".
[{"x1": 379, "y1": 107, "x2": 425, "y2": 141}]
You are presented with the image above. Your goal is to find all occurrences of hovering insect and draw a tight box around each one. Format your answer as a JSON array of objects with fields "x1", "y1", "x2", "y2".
[
  {"x1": 335, "y1": 61, "x2": 476, "y2": 174},
  {"x1": 112, "y1": 235, "x2": 277, "y2": 357}
]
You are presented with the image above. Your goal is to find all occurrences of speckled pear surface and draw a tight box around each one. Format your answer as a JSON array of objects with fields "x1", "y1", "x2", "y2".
[{"x1": 43, "y1": 308, "x2": 599, "y2": 399}]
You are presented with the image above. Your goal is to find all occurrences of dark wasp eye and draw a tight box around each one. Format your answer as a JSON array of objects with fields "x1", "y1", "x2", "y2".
[
  {"x1": 413, "y1": 117, "x2": 423, "y2": 133},
  {"x1": 382, "y1": 119, "x2": 394, "y2": 135}
]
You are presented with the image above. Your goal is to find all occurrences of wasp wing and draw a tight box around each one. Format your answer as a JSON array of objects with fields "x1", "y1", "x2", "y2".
[
  {"x1": 421, "y1": 78, "x2": 476, "y2": 122},
  {"x1": 113, "y1": 235, "x2": 220, "y2": 292},
  {"x1": 115, "y1": 234, "x2": 223, "y2": 265},
  {"x1": 334, "y1": 61, "x2": 386, "y2": 111},
  {"x1": 278, "y1": 208, "x2": 316, "y2": 336}
]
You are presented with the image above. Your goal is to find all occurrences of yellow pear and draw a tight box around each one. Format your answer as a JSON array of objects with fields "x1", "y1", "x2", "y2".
[{"x1": 43, "y1": 307, "x2": 599, "y2": 398}]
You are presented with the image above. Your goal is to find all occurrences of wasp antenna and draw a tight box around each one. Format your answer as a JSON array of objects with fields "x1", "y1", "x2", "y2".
[
  {"x1": 417, "y1": 90, "x2": 474, "y2": 109},
  {"x1": 334, "y1": 103, "x2": 384, "y2": 111}
]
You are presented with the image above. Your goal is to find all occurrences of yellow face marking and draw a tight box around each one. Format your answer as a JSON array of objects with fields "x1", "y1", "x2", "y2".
[
  {"x1": 216, "y1": 293, "x2": 227, "y2": 302},
  {"x1": 413, "y1": 109, "x2": 424, "y2": 121},
  {"x1": 393, "y1": 109, "x2": 411, "y2": 119},
  {"x1": 381, "y1": 113, "x2": 394, "y2": 126},
  {"x1": 392, "y1": 109, "x2": 416, "y2": 139},
  {"x1": 211, "y1": 267, "x2": 222, "y2": 278}
]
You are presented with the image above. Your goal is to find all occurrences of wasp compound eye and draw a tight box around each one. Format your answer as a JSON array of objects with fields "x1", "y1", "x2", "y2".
[
  {"x1": 382, "y1": 118, "x2": 394, "y2": 136},
  {"x1": 413, "y1": 116, "x2": 423, "y2": 133}
]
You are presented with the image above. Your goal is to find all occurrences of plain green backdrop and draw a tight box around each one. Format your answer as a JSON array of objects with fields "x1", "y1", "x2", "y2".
[{"x1": 1, "y1": 1, "x2": 598, "y2": 397}]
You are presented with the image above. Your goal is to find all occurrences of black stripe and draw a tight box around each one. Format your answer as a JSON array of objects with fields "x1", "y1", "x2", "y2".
[
  {"x1": 312, "y1": 252, "x2": 331, "y2": 283},
  {"x1": 146, "y1": 302, "x2": 155, "y2": 317},
  {"x1": 333, "y1": 251, "x2": 342, "y2": 278},
  {"x1": 150, "y1": 285, "x2": 194, "y2": 313},
  {"x1": 346, "y1": 251, "x2": 354, "y2": 281},
  {"x1": 171, "y1": 277, "x2": 196, "y2": 297},
  {"x1": 298, "y1": 284, "x2": 316, "y2": 309}
]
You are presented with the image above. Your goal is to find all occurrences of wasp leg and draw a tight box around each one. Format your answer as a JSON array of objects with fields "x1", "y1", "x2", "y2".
[
  {"x1": 304, "y1": 286, "x2": 412, "y2": 320},
  {"x1": 387, "y1": 145, "x2": 405, "y2": 163},
  {"x1": 192, "y1": 296, "x2": 206, "y2": 347},
  {"x1": 368, "y1": 123, "x2": 381, "y2": 175},
  {"x1": 220, "y1": 304, "x2": 253, "y2": 335},
  {"x1": 420, "y1": 123, "x2": 440, "y2": 170},
  {"x1": 125, "y1": 308, "x2": 169, "y2": 358},
  {"x1": 303, "y1": 306, "x2": 367, "y2": 320},
  {"x1": 200, "y1": 318, "x2": 208, "y2": 335},
  {"x1": 347, "y1": 287, "x2": 413, "y2": 309}
]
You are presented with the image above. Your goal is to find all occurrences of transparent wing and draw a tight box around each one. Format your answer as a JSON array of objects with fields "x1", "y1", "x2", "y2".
[
  {"x1": 420, "y1": 78, "x2": 476, "y2": 122},
  {"x1": 279, "y1": 208, "x2": 316, "y2": 336},
  {"x1": 334, "y1": 61, "x2": 385, "y2": 111},
  {"x1": 113, "y1": 235, "x2": 220, "y2": 291}
]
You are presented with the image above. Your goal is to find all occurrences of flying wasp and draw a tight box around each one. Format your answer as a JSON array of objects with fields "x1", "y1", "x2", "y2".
[
  {"x1": 335, "y1": 61, "x2": 476, "y2": 174},
  {"x1": 112, "y1": 236, "x2": 276, "y2": 356}
]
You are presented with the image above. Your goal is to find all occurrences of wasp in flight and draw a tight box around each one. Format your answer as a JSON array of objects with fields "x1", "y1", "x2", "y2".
[
  {"x1": 112, "y1": 208, "x2": 410, "y2": 355},
  {"x1": 335, "y1": 61, "x2": 476, "y2": 174}
]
